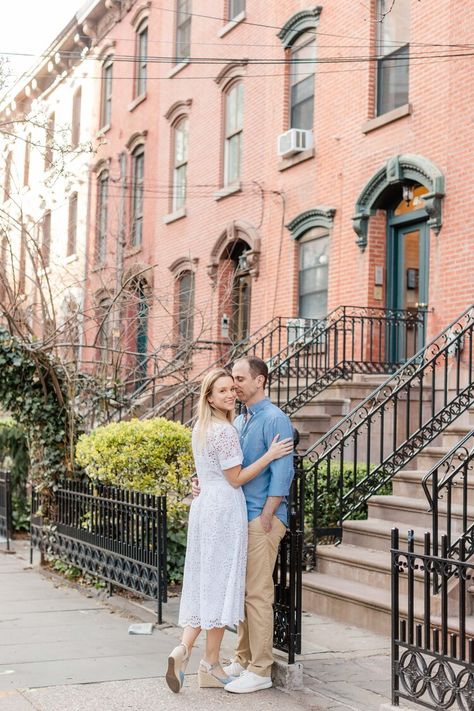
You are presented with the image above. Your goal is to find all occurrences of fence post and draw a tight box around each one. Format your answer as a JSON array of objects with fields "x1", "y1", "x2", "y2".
[{"x1": 391, "y1": 527, "x2": 400, "y2": 707}]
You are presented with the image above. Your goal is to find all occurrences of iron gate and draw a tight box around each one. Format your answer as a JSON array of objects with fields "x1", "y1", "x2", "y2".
[{"x1": 273, "y1": 453, "x2": 304, "y2": 663}]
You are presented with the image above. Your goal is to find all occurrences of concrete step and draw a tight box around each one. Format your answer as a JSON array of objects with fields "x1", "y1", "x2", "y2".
[
  {"x1": 302, "y1": 570, "x2": 474, "y2": 637},
  {"x1": 415, "y1": 447, "x2": 454, "y2": 469},
  {"x1": 342, "y1": 518, "x2": 439, "y2": 553},
  {"x1": 393, "y1": 469, "x2": 474, "y2": 504},
  {"x1": 367, "y1": 494, "x2": 474, "y2": 531}
]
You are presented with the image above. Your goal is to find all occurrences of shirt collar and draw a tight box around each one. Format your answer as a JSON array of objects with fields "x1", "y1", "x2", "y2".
[{"x1": 247, "y1": 397, "x2": 270, "y2": 417}]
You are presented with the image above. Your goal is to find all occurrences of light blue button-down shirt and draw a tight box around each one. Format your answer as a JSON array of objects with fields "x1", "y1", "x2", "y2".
[{"x1": 234, "y1": 397, "x2": 294, "y2": 525}]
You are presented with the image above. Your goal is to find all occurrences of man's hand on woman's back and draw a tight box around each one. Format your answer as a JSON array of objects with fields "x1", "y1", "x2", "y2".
[{"x1": 191, "y1": 476, "x2": 200, "y2": 498}]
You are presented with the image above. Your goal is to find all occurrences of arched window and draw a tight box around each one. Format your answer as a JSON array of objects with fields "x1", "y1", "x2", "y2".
[
  {"x1": 131, "y1": 146, "x2": 145, "y2": 246},
  {"x1": 177, "y1": 270, "x2": 194, "y2": 342},
  {"x1": 67, "y1": 192, "x2": 78, "y2": 257},
  {"x1": 289, "y1": 32, "x2": 316, "y2": 130},
  {"x1": 41, "y1": 210, "x2": 51, "y2": 267},
  {"x1": 101, "y1": 57, "x2": 113, "y2": 128},
  {"x1": 298, "y1": 227, "x2": 329, "y2": 320},
  {"x1": 96, "y1": 296, "x2": 112, "y2": 363},
  {"x1": 96, "y1": 170, "x2": 109, "y2": 263},
  {"x1": 3, "y1": 151, "x2": 12, "y2": 202},
  {"x1": 172, "y1": 117, "x2": 188, "y2": 211},
  {"x1": 224, "y1": 81, "x2": 243, "y2": 186},
  {"x1": 135, "y1": 20, "x2": 148, "y2": 97}
]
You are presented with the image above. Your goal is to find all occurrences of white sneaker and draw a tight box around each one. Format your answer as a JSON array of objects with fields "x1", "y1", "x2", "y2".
[
  {"x1": 224, "y1": 670, "x2": 272, "y2": 694},
  {"x1": 223, "y1": 660, "x2": 246, "y2": 677}
]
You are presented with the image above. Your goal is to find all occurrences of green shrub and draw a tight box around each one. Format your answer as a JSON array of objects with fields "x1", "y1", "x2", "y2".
[
  {"x1": 0, "y1": 418, "x2": 30, "y2": 531},
  {"x1": 75, "y1": 417, "x2": 193, "y2": 583},
  {"x1": 304, "y1": 460, "x2": 392, "y2": 543}
]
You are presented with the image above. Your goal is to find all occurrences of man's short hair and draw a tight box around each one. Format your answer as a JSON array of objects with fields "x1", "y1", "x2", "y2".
[{"x1": 236, "y1": 355, "x2": 268, "y2": 388}]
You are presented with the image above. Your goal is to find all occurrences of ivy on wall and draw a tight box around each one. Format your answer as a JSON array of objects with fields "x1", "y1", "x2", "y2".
[{"x1": 0, "y1": 328, "x2": 74, "y2": 496}]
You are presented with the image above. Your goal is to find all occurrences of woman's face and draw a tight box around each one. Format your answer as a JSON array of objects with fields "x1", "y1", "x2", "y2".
[{"x1": 208, "y1": 375, "x2": 236, "y2": 413}]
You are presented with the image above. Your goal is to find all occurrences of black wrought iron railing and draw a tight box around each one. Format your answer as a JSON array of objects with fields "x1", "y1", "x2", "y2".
[
  {"x1": 303, "y1": 304, "x2": 474, "y2": 558},
  {"x1": 30, "y1": 481, "x2": 167, "y2": 622},
  {"x1": 149, "y1": 315, "x2": 319, "y2": 423},
  {"x1": 422, "y1": 428, "x2": 474, "y2": 577},
  {"x1": 269, "y1": 305, "x2": 426, "y2": 415},
  {"x1": 0, "y1": 469, "x2": 12, "y2": 551},
  {"x1": 391, "y1": 528, "x2": 474, "y2": 710}
]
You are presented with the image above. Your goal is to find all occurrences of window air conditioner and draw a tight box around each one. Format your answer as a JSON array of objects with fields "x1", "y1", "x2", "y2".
[{"x1": 277, "y1": 128, "x2": 313, "y2": 158}]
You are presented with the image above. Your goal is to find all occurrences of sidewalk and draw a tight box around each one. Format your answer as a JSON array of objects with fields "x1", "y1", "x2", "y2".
[{"x1": 0, "y1": 541, "x2": 394, "y2": 711}]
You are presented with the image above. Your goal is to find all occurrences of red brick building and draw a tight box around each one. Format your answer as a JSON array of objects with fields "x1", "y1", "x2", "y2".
[{"x1": 83, "y1": 0, "x2": 474, "y2": 379}]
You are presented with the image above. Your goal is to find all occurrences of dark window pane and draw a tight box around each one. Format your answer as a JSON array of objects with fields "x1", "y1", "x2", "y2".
[
  {"x1": 377, "y1": 45, "x2": 409, "y2": 115},
  {"x1": 229, "y1": 0, "x2": 245, "y2": 20}
]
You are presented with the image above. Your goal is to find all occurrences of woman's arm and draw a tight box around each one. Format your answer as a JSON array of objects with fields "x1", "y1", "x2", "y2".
[{"x1": 222, "y1": 435, "x2": 293, "y2": 488}]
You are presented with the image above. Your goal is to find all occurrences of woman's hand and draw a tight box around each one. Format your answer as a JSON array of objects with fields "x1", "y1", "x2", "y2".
[{"x1": 267, "y1": 434, "x2": 294, "y2": 461}]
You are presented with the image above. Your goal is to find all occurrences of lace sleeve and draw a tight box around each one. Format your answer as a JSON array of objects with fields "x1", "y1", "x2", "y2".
[{"x1": 212, "y1": 424, "x2": 243, "y2": 471}]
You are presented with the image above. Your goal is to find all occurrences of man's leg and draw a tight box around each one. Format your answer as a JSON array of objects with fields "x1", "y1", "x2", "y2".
[
  {"x1": 235, "y1": 613, "x2": 250, "y2": 669},
  {"x1": 244, "y1": 516, "x2": 286, "y2": 677}
]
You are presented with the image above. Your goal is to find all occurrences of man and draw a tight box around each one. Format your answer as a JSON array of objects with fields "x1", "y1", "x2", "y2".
[{"x1": 192, "y1": 355, "x2": 294, "y2": 694}]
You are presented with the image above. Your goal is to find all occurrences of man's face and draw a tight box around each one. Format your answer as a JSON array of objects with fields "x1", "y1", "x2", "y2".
[{"x1": 232, "y1": 360, "x2": 260, "y2": 404}]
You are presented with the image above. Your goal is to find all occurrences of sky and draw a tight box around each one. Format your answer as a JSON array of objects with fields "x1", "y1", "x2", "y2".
[{"x1": 0, "y1": 0, "x2": 88, "y2": 95}]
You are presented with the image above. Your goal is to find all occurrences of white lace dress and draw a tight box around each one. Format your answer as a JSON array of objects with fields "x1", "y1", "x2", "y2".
[{"x1": 178, "y1": 421, "x2": 248, "y2": 629}]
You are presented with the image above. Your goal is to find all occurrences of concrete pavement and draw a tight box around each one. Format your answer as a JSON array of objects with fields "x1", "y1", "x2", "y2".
[{"x1": 0, "y1": 540, "x2": 394, "y2": 710}]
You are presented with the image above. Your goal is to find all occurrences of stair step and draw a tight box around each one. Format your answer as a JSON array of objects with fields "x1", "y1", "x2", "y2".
[
  {"x1": 342, "y1": 518, "x2": 439, "y2": 552},
  {"x1": 368, "y1": 494, "x2": 474, "y2": 529},
  {"x1": 302, "y1": 570, "x2": 474, "y2": 637},
  {"x1": 393, "y1": 469, "x2": 474, "y2": 502}
]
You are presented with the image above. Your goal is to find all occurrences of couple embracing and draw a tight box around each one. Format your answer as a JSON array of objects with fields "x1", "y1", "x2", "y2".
[{"x1": 165, "y1": 355, "x2": 294, "y2": 695}]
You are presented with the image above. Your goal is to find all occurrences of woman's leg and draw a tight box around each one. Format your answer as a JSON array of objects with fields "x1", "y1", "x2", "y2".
[
  {"x1": 182, "y1": 625, "x2": 201, "y2": 654},
  {"x1": 204, "y1": 627, "x2": 226, "y2": 672}
]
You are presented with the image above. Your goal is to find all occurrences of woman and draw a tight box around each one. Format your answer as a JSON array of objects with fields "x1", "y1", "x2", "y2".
[{"x1": 165, "y1": 368, "x2": 293, "y2": 693}]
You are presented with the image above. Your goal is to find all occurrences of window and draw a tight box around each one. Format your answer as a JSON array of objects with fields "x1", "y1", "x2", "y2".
[
  {"x1": 175, "y1": 0, "x2": 191, "y2": 63},
  {"x1": 289, "y1": 32, "x2": 316, "y2": 130},
  {"x1": 376, "y1": 0, "x2": 410, "y2": 115},
  {"x1": 19, "y1": 227, "x2": 26, "y2": 294},
  {"x1": 135, "y1": 21, "x2": 148, "y2": 96},
  {"x1": 177, "y1": 270, "x2": 194, "y2": 342},
  {"x1": 224, "y1": 81, "x2": 243, "y2": 185},
  {"x1": 0, "y1": 235, "x2": 8, "y2": 297},
  {"x1": 42, "y1": 210, "x2": 51, "y2": 267},
  {"x1": 97, "y1": 297, "x2": 112, "y2": 362},
  {"x1": 228, "y1": 0, "x2": 245, "y2": 20},
  {"x1": 67, "y1": 192, "x2": 78, "y2": 257},
  {"x1": 172, "y1": 118, "x2": 188, "y2": 211},
  {"x1": 23, "y1": 135, "x2": 31, "y2": 186},
  {"x1": 44, "y1": 112, "x2": 55, "y2": 169},
  {"x1": 71, "y1": 87, "x2": 82, "y2": 147},
  {"x1": 3, "y1": 152, "x2": 12, "y2": 202},
  {"x1": 131, "y1": 147, "x2": 144, "y2": 246},
  {"x1": 96, "y1": 171, "x2": 108, "y2": 263},
  {"x1": 101, "y1": 57, "x2": 113, "y2": 127},
  {"x1": 298, "y1": 228, "x2": 329, "y2": 319}
]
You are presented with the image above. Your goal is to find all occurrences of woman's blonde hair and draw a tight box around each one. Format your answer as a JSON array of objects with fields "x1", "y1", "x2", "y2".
[{"x1": 195, "y1": 368, "x2": 234, "y2": 443}]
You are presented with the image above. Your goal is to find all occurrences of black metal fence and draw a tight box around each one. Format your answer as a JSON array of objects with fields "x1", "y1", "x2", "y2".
[
  {"x1": 273, "y1": 453, "x2": 304, "y2": 662},
  {"x1": 30, "y1": 481, "x2": 167, "y2": 623},
  {"x1": 391, "y1": 528, "x2": 474, "y2": 710},
  {"x1": 0, "y1": 470, "x2": 12, "y2": 551}
]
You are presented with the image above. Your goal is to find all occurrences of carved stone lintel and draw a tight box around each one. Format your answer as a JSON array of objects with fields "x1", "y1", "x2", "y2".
[
  {"x1": 207, "y1": 262, "x2": 219, "y2": 287},
  {"x1": 422, "y1": 192, "x2": 442, "y2": 234},
  {"x1": 352, "y1": 212, "x2": 370, "y2": 252}
]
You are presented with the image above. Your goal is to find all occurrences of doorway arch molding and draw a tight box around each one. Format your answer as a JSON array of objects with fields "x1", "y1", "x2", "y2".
[{"x1": 352, "y1": 154, "x2": 445, "y2": 251}]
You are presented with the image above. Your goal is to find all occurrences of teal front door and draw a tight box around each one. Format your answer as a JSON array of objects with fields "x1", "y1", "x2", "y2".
[{"x1": 387, "y1": 218, "x2": 429, "y2": 362}]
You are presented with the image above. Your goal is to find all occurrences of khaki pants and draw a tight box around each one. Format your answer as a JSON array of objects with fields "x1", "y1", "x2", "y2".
[{"x1": 235, "y1": 515, "x2": 287, "y2": 677}]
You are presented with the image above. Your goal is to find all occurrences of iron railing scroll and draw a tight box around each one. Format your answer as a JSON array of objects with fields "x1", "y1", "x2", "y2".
[
  {"x1": 30, "y1": 481, "x2": 167, "y2": 623},
  {"x1": 422, "y1": 428, "x2": 474, "y2": 589},
  {"x1": 272, "y1": 451, "x2": 304, "y2": 662},
  {"x1": 302, "y1": 304, "x2": 474, "y2": 562},
  {"x1": 0, "y1": 470, "x2": 12, "y2": 551},
  {"x1": 391, "y1": 528, "x2": 474, "y2": 710}
]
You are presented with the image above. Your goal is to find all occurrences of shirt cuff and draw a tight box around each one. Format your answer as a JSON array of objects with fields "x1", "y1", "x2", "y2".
[{"x1": 267, "y1": 484, "x2": 290, "y2": 497}]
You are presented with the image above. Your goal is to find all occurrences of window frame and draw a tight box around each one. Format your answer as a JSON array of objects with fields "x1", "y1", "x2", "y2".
[
  {"x1": 223, "y1": 80, "x2": 244, "y2": 186},
  {"x1": 175, "y1": 0, "x2": 192, "y2": 64},
  {"x1": 101, "y1": 57, "x2": 113, "y2": 128},
  {"x1": 71, "y1": 86, "x2": 82, "y2": 147},
  {"x1": 135, "y1": 20, "x2": 148, "y2": 98},
  {"x1": 297, "y1": 227, "x2": 330, "y2": 320},
  {"x1": 375, "y1": 0, "x2": 410, "y2": 116},
  {"x1": 131, "y1": 146, "x2": 145, "y2": 247},
  {"x1": 3, "y1": 151, "x2": 12, "y2": 202},
  {"x1": 176, "y1": 269, "x2": 195, "y2": 343},
  {"x1": 41, "y1": 210, "x2": 52, "y2": 268},
  {"x1": 67, "y1": 192, "x2": 78, "y2": 257},
  {"x1": 44, "y1": 112, "x2": 55, "y2": 170},
  {"x1": 288, "y1": 31, "x2": 316, "y2": 131},
  {"x1": 96, "y1": 170, "x2": 109, "y2": 264},
  {"x1": 23, "y1": 135, "x2": 31, "y2": 186},
  {"x1": 172, "y1": 117, "x2": 188, "y2": 212}
]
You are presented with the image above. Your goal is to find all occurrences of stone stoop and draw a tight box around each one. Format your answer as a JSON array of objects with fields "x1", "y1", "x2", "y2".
[{"x1": 301, "y1": 413, "x2": 474, "y2": 639}]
